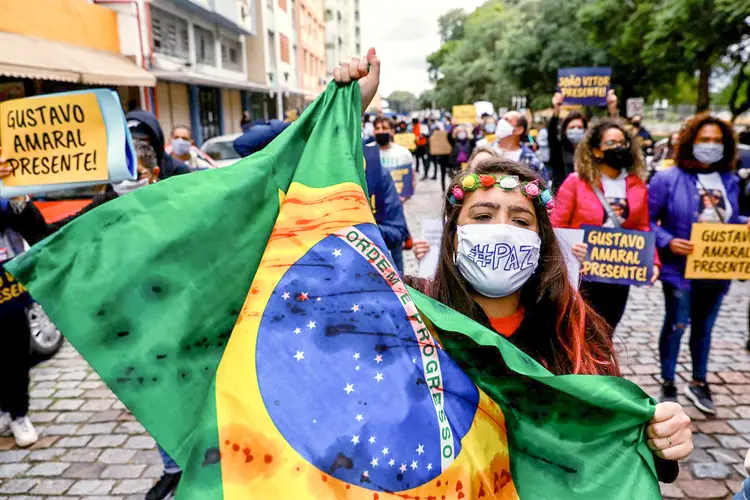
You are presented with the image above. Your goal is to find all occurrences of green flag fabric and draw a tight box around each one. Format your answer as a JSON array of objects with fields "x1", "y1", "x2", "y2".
[{"x1": 8, "y1": 82, "x2": 660, "y2": 499}]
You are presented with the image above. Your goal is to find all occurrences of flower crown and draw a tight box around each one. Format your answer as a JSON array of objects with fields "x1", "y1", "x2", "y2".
[{"x1": 449, "y1": 174, "x2": 556, "y2": 212}]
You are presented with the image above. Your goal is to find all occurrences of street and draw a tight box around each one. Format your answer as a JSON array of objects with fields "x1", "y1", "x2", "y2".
[{"x1": 0, "y1": 175, "x2": 748, "y2": 500}]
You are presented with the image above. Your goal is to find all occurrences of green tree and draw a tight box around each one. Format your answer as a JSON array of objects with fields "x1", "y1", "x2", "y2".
[{"x1": 386, "y1": 91, "x2": 419, "y2": 114}]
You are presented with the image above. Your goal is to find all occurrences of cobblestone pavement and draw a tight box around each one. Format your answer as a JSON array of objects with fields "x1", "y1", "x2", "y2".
[{"x1": 0, "y1": 175, "x2": 748, "y2": 499}]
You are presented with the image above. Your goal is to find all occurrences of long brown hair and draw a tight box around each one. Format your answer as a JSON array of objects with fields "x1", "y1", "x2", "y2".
[
  {"x1": 575, "y1": 119, "x2": 647, "y2": 185},
  {"x1": 411, "y1": 159, "x2": 618, "y2": 376},
  {"x1": 676, "y1": 113, "x2": 737, "y2": 172}
]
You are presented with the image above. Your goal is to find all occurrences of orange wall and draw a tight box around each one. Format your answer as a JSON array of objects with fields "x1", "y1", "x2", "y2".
[{"x1": 0, "y1": 0, "x2": 120, "y2": 52}]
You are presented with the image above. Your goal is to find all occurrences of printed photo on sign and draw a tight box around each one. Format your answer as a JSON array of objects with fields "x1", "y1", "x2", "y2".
[
  {"x1": 697, "y1": 188, "x2": 727, "y2": 223},
  {"x1": 603, "y1": 197, "x2": 629, "y2": 228}
]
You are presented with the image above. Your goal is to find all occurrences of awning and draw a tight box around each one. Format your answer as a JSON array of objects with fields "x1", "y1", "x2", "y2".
[
  {"x1": 151, "y1": 69, "x2": 271, "y2": 93},
  {"x1": 0, "y1": 31, "x2": 156, "y2": 87}
]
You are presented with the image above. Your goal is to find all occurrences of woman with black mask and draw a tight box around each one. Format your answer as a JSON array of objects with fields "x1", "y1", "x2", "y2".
[
  {"x1": 551, "y1": 120, "x2": 660, "y2": 334},
  {"x1": 547, "y1": 91, "x2": 618, "y2": 190}
]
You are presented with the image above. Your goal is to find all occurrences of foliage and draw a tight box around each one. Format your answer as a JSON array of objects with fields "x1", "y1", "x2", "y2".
[
  {"x1": 427, "y1": 0, "x2": 750, "y2": 115},
  {"x1": 386, "y1": 91, "x2": 419, "y2": 114}
]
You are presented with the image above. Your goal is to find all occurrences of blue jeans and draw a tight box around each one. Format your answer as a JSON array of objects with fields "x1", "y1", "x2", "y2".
[
  {"x1": 659, "y1": 281, "x2": 726, "y2": 383},
  {"x1": 735, "y1": 477, "x2": 750, "y2": 500},
  {"x1": 158, "y1": 445, "x2": 181, "y2": 474},
  {"x1": 389, "y1": 247, "x2": 404, "y2": 273}
]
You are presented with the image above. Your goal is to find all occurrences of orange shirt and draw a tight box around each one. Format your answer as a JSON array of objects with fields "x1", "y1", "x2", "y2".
[{"x1": 489, "y1": 308, "x2": 525, "y2": 338}]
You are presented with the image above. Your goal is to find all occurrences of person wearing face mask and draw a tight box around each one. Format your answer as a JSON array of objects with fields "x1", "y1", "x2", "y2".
[
  {"x1": 630, "y1": 115, "x2": 654, "y2": 153},
  {"x1": 649, "y1": 113, "x2": 749, "y2": 414},
  {"x1": 547, "y1": 91, "x2": 619, "y2": 190},
  {"x1": 551, "y1": 120, "x2": 660, "y2": 335},
  {"x1": 491, "y1": 111, "x2": 548, "y2": 183},
  {"x1": 411, "y1": 117, "x2": 429, "y2": 175},
  {"x1": 450, "y1": 126, "x2": 474, "y2": 176},
  {"x1": 165, "y1": 125, "x2": 215, "y2": 171},
  {"x1": 126, "y1": 110, "x2": 190, "y2": 179},
  {"x1": 475, "y1": 117, "x2": 498, "y2": 147},
  {"x1": 406, "y1": 160, "x2": 692, "y2": 483},
  {"x1": 373, "y1": 116, "x2": 416, "y2": 204}
]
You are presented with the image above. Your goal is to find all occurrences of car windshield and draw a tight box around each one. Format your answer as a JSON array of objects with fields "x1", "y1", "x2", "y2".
[{"x1": 204, "y1": 140, "x2": 240, "y2": 161}]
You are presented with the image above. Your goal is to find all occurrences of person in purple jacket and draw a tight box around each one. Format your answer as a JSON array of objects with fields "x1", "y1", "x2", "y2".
[{"x1": 649, "y1": 113, "x2": 750, "y2": 414}]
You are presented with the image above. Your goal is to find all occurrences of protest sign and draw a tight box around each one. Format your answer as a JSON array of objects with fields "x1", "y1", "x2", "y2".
[
  {"x1": 393, "y1": 132, "x2": 417, "y2": 151},
  {"x1": 685, "y1": 224, "x2": 750, "y2": 280},
  {"x1": 554, "y1": 228, "x2": 585, "y2": 290},
  {"x1": 0, "y1": 263, "x2": 31, "y2": 314},
  {"x1": 581, "y1": 225, "x2": 655, "y2": 286},
  {"x1": 429, "y1": 130, "x2": 452, "y2": 156},
  {"x1": 0, "y1": 89, "x2": 136, "y2": 197},
  {"x1": 452, "y1": 105, "x2": 477, "y2": 125},
  {"x1": 557, "y1": 67, "x2": 612, "y2": 107},
  {"x1": 418, "y1": 218, "x2": 443, "y2": 278},
  {"x1": 626, "y1": 98, "x2": 644, "y2": 119},
  {"x1": 384, "y1": 163, "x2": 414, "y2": 199}
]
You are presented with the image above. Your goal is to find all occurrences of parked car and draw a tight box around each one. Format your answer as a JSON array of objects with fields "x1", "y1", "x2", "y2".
[{"x1": 201, "y1": 134, "x2": 243, "y2": 168}]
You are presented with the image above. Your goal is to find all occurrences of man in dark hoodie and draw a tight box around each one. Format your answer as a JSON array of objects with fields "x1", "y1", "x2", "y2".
[
  {"x1": 126, "y1": 110, "x2": 191, "y2": 179},
  {"x1": 233, "y1": 119, "x2": 290, "y2": 157}
]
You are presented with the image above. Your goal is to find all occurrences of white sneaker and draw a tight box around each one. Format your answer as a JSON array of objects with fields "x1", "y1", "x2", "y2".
[
  {"x1": 0, "y1": 412, "x2": 11, "y2": 437},
  {"x1": 10, "y1": 416, "x2": 38, "y2": 447}
]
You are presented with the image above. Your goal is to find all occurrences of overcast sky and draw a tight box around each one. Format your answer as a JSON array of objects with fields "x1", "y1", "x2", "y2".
[{"x1": 359, "y1": 0, "x2": 485, "y2": 98}]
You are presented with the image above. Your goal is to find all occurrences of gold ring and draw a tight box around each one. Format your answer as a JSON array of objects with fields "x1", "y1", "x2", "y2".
[{"x1": 667, "y1": 436, "x2": 672, "y2": 446}]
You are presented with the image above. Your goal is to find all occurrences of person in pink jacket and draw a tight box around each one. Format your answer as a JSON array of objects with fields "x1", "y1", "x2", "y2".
[{"x1": 551, "y1": 119, "x2": 659, "y2": 335}]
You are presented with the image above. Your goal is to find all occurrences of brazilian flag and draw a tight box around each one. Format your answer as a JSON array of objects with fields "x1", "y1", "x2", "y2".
[{"x1": 8, "y1": 83, "x2": 662, "y2": 499}]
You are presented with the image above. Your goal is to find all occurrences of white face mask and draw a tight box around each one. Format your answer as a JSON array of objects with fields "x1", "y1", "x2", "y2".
[
  {"x1": 113, "y1": 178, "x2": 150, "y2": 196},
  {"x1": 455, "y1": 223, "x2": 541, "y2": 298},
  {"x1": 171, "y1": 138, "x2": 191, "y2": 156},
  {"x1": 495, "y1": 119, "x2": 515, "y2": 140}
]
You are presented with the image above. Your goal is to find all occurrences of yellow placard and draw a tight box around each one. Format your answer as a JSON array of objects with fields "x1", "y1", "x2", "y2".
[
  {"x1": 685, "y1": 223, "x2": 750, "y2": 280},
  {"x1": 393, "y1": 132, "x2": 417, "y2": 151},
  {"x1": 452, "y1": 104, "x2": 477, "y2": 125},
  {"x1": 484, "y1": 134, "x2": 497, "y2": 144},
  {"x1": 0, "y1": 93, "x2": 108, "y2": 187}
]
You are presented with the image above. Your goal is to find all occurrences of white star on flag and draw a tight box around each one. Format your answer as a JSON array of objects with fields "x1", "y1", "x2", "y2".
[
  {"x1": 368, "y1": 436, "x2": 376, "y2": 444},
  {"x1": 353, "y1": 352, "x2": 361, "y2": 360},
  {"x1": 351, "y1": 304, "x2": 360, "y2": 312},
  {"x1": 374, "y1": 355, "x2": 383, "y2": 363},
  {"x1": 316, "y1": 297, "x2": 322, "y2": 302},
  {"x1": 351, "y1": 435, "x2": 360, "y2": 445},
  {"x1": 362, "y1": 470, "x2": 369, "y2": 478},
  {"x1": 343, "y1": 383, "x2": 354, "y2": 394},
  {"x1": 355, "y1": 414, "x2": 363, "y2": 422},
  {"x1": 282, "y1": 292, "x2": 290, "y2": 300},
  {"x1": 388, "y1": 459, "x2": 396, "y2": 467},
  {"x1": 381, "y1": 447, "x2": 389, "y2": 456},
  {"x1": 410, "y1": 460, "x2": 418, "y2": 470},
  {"x1": 374, "y1": 373, "x2": 384, "y2": 382},
  {"x1": 293, "y1": 351, "x2": 304, "y2": 361},
  {"x1": 355, "y1": 366, "x2": 360, "y2": 371},
  {"x1": 370, "y1": 458, "x2": 379, "y2": 467},
  {"x1": 399, "y1": 463, "x2": 407, "y2": 473},
  {"x1": 412, "y1": 357, "x2": 417, "y2": 364},
  {"x1": 307, "y1": 320, "x2": 316, "y2": 329},
  {"x1": 333, "y1": 249, "x2": 342, "y2": 258},
  {"x1": 293, "y1": 328, "x2": 302, "y2": 335},
  {"x1": 416, "y1": 444, "x2": 425, "y2": 455},
  {"x1": 427, "y1": 463, "x2": 433, "y2": 471}
]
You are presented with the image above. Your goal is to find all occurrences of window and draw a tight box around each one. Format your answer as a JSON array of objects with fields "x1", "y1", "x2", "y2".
[
  {"x1": 279, "y1": 0, "x2": 287, "y2": 12},
  {"x1": 221, "y1": 37, "x2": 243, "y2": 72},
  {"x1": 151, "y1": 7, "x2": 189, "y2": 59},
  {"x1": 324, "y1": 8, "x2": 332, "y2": 21},
  {"x1": 267, "y1": 31, "x2": 277, "y2": 72},
  {"x1": 279, "y1": 34, "x2": 290, "y2": 63},
  {"x1": 194, "y1": 25, "x2": 216, "y2": 66},
  {"x1": 267, "y1": 0, "x2": 273, "y2": 9}
]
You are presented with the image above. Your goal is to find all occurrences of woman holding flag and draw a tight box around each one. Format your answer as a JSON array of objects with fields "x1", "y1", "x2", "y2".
[{"x1": 333, "y1": 55, "x2": 693, "y2": 475}]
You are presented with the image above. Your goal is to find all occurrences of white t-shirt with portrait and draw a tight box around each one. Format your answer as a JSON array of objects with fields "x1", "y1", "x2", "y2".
[
  {"x1": 696, "y1": 172, "x2": 732, "y2": 223},
  {"x1": 600, "y1": 172, "x2": 629, "y2": 228}
]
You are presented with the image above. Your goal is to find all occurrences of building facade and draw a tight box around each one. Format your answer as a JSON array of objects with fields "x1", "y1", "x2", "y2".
[
  {"x1": 324, "y1": 0, "x2": 360, "y2": 80},
  {"x1": 105, "y1": 0, "x2": 260, "y2": 144},
  {"x1": 0, "y1": 0, "x2": 154, "y2": 112}
]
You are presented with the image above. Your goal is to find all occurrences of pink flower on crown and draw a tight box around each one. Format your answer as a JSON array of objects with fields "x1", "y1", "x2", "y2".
[
  {"x1": 524, "y1": 182, "x2": 541, "y2": 197},
  {"x1": 546, "y1": 199, "x2": 556, "y2": 211},
  {"x1": 452, "y1": 186, "x2": 465, "y2": 201}
]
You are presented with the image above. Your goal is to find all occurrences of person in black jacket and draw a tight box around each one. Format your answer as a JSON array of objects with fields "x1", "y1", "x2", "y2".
[
  {"x1": 126, "y1": 110, "x2": 190, "y2": 180},
  {"x1": 0, "y1": 149, "x2": 51, "y2": 447},
  {"x1": 547, "y1": 90, "x2": 618, "y2": 190}
]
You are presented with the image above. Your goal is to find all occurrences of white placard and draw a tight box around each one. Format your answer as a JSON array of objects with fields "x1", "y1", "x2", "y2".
[
  {"x1": 554, "y1": 228, "x2": 585, "y2": 290},
  {"x1": 418, "y1": 218, "x2": 444, "y2": 278}
]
